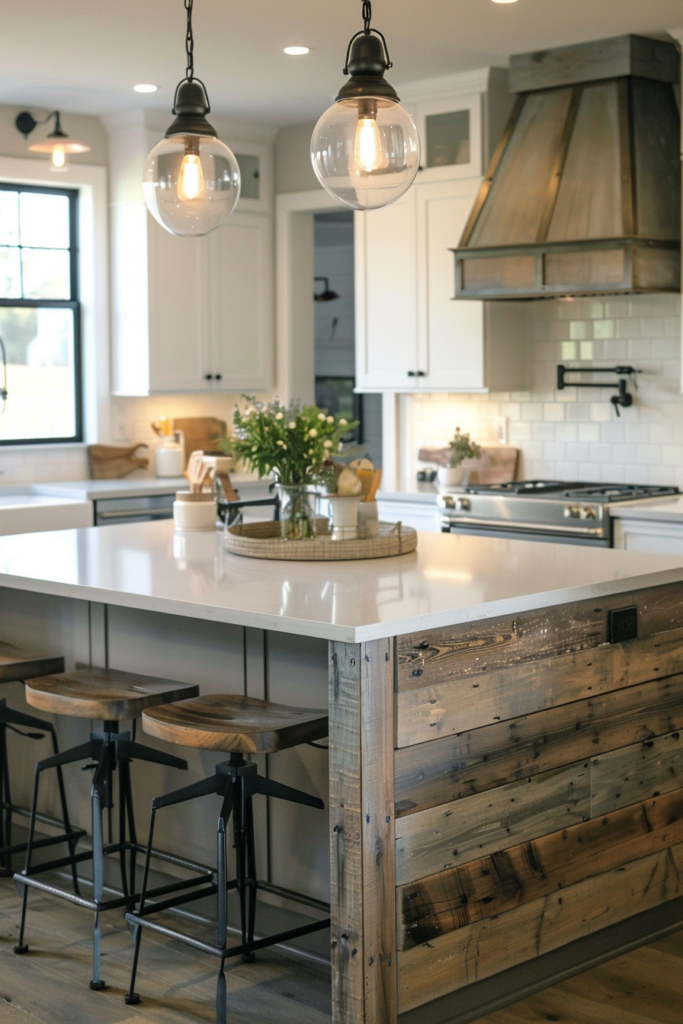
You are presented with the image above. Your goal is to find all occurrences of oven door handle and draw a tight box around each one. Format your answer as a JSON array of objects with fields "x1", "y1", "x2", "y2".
[
  {"x1": 96, "y1": 508, "x2": 173, "y2": 521},
  {"x1": 442, "y1": 516, "x2": 606, "y2": 537}
]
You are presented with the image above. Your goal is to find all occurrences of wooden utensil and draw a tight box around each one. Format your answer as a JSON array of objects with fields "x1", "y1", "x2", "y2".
[
  {"x1": 88, "y1": 444, "x2": 149, "y2": 480},
  {"x1": 365, "y1": 469, "x2": 382, "y2": 502}
]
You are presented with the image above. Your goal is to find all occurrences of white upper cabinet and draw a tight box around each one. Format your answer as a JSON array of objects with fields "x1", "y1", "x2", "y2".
[
  {"x1": 105, "y1": 111, "x2": 275, "y2": 396},
  {"x1": 354, "y1": 69, "x2": 527, "y2": 394}
]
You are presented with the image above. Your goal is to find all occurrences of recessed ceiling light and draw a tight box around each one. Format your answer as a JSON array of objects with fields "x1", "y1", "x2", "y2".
[
  {"x1": 284, "y1": 46, "x2": 310, "y2": 56},
  {"x1": 491, "y1": 0, "x2": 519, "y2": 4},
  {"x1": 134, "y1": 84, "x2": 158, "y2": 93}
]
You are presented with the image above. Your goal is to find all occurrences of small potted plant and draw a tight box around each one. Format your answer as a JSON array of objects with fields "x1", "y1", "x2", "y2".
[
  {"x1": 231, "y1": 396, "x2": 356, "y2": 540},
  {"x1": 437, "y1": 428, "x2": 482, "y2": 489}
]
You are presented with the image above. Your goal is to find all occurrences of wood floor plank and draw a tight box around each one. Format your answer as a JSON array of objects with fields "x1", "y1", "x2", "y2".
[{"x1": 473, "y1": 986, "x2": 664, "y2": 1023}]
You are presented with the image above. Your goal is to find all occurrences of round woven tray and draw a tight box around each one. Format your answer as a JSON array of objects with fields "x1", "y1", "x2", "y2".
[{"x1": 225, "y1": 520, "x2": 418, "y2": 561}]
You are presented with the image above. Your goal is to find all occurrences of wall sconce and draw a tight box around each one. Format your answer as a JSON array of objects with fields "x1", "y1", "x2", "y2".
[{"x1": 15, "y1": 110, "x2": 91, "y2": 171}]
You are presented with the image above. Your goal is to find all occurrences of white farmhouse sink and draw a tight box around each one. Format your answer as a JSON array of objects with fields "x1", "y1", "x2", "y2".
[{"x1": 0, "y1": 487, "x2": 93, "y2": 535}]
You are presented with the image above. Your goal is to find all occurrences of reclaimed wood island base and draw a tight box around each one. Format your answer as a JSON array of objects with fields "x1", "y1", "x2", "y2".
[{"x1": 1, "y1": 524, "x2": 683, "y2": 1024}]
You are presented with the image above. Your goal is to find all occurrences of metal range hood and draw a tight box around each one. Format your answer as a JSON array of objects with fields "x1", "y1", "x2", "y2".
[{"x1": 453, "y1": 35, "x2": 681, "y2": 300}]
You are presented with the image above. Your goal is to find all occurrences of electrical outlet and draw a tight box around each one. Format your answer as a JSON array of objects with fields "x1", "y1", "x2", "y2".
[
  {"x1": 114, "y1": 416, "x2": 129, "y2": 441},
  {"x1": 494, "y1": 416, "x2": 508, "y2": 445}
]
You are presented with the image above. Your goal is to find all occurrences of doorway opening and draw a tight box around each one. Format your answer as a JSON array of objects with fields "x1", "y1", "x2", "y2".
[{"x1": 313, "y1": 211, "x2": 382, "y2": 467}]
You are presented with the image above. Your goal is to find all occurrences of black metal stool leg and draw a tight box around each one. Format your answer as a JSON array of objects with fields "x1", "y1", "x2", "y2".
[
  {"x1": 13, "y1": 759, "x2": 42, "y2": 955},
  {"x1": 48, "y1": 724, "x2": 81, "y2": 898},
  {"x1": 90, "y1": 743, "x2": 115, "y2": 991},
  {"x1": 244, "y1": 794, "x2": 257, "y2": 957}
]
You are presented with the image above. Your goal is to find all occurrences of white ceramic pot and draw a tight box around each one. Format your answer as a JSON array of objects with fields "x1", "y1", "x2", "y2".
[
  {"x1": 437, "y1": 465, "x2": 466, "y2": 489},
  {"x1": 327, "y1": 494, "x2": 362, "y2": 540}
]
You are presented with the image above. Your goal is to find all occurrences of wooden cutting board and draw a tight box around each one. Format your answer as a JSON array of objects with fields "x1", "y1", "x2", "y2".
[
  {"x1": 418, "y1": 445, "x2": 519, "y2": 484},
  {"x1": 88, "y1": 444, "x2": 149, "y2": 479},
  {"x1": 173, "y1": 417, "x2": 227, "y2": 468}
]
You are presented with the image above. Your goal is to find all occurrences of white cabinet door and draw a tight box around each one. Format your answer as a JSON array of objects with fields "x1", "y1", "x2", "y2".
[
  {"x1": 416, "y1": 179, "x2": 486, "y2": 391},
  {"x1": 208, "y1": 213, "x2": 274, "y2": 392},
  {"x1": 377, "y1": 500, "x2": 439, "y2": 533},
  {"x1": 148, "y1": 217, "x2": 210, "y2": 392},
  {"x1": 355, "y1": 194, "x2": 419, "y2": 390},
  {"x1": 613, "y1": 519, "x2": 683, "y2": 554}
]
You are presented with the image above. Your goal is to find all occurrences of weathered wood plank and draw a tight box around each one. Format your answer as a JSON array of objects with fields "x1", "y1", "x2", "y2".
[
  {"x1": 394, "y1": 673, "x2": 683, "y2": 815},
  {"x1": 330, "y1": 640, "x2": 397, "y2": 1024},
  {"x1": 397, "y1": 623, "x2": 683, "y2": 748},
  {"x1": 398, "y1": 841, "x2": 683, "y2": 1013},
  {"x1": 395, "y1": 761, "x2": 590, "y2": 886},
  {"x1": 397, "y1": 785, "x2": 683, "y2": 949},
  {"x1": 330, "y1": 643, "x2": 364, "y2": 1024},
  {"x1": 592, "y1": 728, "x2": 683, "y2": 816},
  {"x1": 360, "y1": 637, "x2": 397, "y2": 1024},
  {"x1": 397, "y1": 582, "x2": 683, "y2": 693}
]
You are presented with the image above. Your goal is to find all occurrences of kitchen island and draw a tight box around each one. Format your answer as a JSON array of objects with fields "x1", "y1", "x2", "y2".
[{"x1": 1, "y1": 523, "x2": 683, "y2": 1024}]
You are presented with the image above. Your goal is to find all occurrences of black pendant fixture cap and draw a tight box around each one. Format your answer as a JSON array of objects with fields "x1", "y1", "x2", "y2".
[
  {"x1": 336, "y1": 32, "x2": 400, "y2": 103},
  {"x1": 165, "y1": 78, "x2": 218, "y2": 138}
]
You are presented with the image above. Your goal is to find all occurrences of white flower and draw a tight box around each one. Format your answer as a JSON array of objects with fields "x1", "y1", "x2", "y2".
[
  {"x1": 317, "y1": 412, "x2": 326, "y2": 421},
  {"x1": 275, "y1": 412, "x2": 284, "y2": 420},
  {"x1": 323, "y1": 439, "x2": 333, "y2": 448},
  {"x1": 326, "y1": 415, "x2": 334, "y2": 424},
  {"x1": 288, "y1": 421, "x2": 296, "y2": 429},
  {"x1": 251, "y1": 445, "x2": 258, "y2": 452},
  {"x1": 339, "y1": 418, "x2": 348, "y2": 426},
  {"x1": 276, "y1": 440, "x2": 287, "y2": 448},
  {"x1": 308, "y1": 428, "x2": 318, "y2": 438}
]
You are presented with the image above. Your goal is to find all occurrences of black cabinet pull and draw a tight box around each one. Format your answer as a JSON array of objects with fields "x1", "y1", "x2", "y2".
[
  {"x1": 407, "y1": 370, "x2": 427, "y2": 378},
  {"x1": 407, "y1": 370, "x2": 416, "y2": 377}
]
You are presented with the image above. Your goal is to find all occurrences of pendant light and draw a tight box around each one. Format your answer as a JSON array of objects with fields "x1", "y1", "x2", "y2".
[
  {"x1": 310, "y1": 0, "x2": 420, "y2": 211},
  {"x1": 143, "y1": 0, "x2": 240, "y2": 237},
  {"x1": 15, "y1": 111, "x2": 91, "y2": 172}
]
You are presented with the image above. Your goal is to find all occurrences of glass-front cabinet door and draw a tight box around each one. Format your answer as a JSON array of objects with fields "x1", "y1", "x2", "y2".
[{"x1": 412, "y1": 93, "x2": 482, "y2": 181}]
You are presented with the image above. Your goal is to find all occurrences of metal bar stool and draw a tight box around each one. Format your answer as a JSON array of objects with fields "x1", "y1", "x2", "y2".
[
  {"x1": 125, "y1": 693, "x2": 330, "y2": 1022},
  {"x1": 0, "y1": 640, "x2": 85, "y2": 875},
  {"x1": 13, "y1": 666, "x2": 205, "y2": 990}
]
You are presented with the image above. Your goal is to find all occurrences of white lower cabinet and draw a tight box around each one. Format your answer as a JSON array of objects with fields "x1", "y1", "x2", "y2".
[
  {"x1": 355, "y1": 178, "x2": 528, "y2": 394},
  {"x1": 613, "y1": 518, "x2": 683, "y2": 554},
  {"x1": 377, "y1": 499, "x2": 440, "y2": 533}
]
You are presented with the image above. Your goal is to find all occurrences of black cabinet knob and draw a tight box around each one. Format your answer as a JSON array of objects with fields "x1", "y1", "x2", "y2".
[
  {"x1": 407, "y1": 370, "x2": 416, "y2": 377},
  {"x1": 205, "y1": 373, "x2": 213, "y2": 381},
  {"x1": 215, "y1": 373, "x2": 222, "y2": 381}
]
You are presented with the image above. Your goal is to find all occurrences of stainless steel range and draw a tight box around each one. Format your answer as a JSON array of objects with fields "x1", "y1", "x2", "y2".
[{"x1": 438, "y1": 481, "x2": 680, "y2": 547}]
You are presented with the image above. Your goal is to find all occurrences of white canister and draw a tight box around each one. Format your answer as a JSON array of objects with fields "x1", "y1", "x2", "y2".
[
  {"x1": 155, "y1": 442, "x2": 184, "y2": 478},
  {"x1": 327, "y1": 494, "x2": 362, "y2": 541},
  {"x1": 173, "y1": 493, "x2": 217, "y2": 531},
  {"x1": 437, "y1": 465, "x2": 468, "y2": 490}
]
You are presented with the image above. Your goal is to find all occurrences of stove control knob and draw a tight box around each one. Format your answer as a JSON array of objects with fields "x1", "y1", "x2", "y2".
[
  {"x1": 564, "y1": 506, "x2": 580, "y2": 519},
  {"x1": 580, "y1": 506, "x2": 597, "y2": 520},
  {"x1": 456, "y1": 498, "x2": 471, "y2": 512},
  {"x1": 442, "y1": 495, "x2": 456, "y2": 509}
]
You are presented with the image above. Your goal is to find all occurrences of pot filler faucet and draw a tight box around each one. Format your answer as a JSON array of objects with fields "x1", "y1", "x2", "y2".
[{"x1": 557, "y1": 365, "x2": 641, "y2": 417}]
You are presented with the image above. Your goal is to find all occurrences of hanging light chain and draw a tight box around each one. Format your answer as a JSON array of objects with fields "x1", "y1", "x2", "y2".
[
  {"x1": 185, "y1": 0, "x2": 195, "y2": 80},
  {"x1": 362, "y1": 0, "x2": 372, "y2": 33}
]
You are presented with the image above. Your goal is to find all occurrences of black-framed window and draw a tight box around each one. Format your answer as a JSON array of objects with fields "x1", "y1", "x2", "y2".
[{"x1": 0, "y1": 183, "x2": 82, "y2": 445}]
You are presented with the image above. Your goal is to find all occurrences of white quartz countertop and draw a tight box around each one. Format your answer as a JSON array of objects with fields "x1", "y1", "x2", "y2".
[
  {"x1": 0, "y1": 475, "x2": 268, "y2": 502},
  {"x1": 610, "y1": 496, "x2": 683, "y2": 524},
  {"x1": 0, "y1": 521, "x2": 682, "y2": 643}
]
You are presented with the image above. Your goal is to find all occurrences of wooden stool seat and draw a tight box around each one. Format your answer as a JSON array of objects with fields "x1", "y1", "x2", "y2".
[
  {"x1": 24, "y1": 667, "x2": 199, "y2": 721},
  {"x1": 142, "y1": 693, "x2": 328, "y2": 754},
  {"x1": 0, "y1": 641, "x2": 64, "y2": 685}
]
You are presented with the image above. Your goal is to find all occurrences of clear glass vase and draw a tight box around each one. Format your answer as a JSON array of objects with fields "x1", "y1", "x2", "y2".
[{"x1": 277, "y1": 484, "x2": 318, "y2": 541}]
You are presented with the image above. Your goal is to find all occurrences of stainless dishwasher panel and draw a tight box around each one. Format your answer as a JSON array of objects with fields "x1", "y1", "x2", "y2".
[{"x1": 94, "y1": 494, "x2": 175, "y2": 525}]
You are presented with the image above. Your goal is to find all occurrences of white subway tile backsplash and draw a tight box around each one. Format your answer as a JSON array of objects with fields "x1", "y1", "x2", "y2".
[{"x1": 404, "y1": 294, "x2": 681, "y2": 488}]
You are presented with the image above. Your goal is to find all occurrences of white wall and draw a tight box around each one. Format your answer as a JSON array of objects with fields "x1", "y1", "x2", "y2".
[{"x1": 408, "y1": 293, "x2": 683, "y2": 487}]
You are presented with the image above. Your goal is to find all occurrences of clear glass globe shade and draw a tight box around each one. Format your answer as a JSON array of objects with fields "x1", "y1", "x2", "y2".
[
  {"x1": 311, "y1": 97, "x2": 420, "y2": 211},
  {"x1": 143, "y1": 134, "x2": 241, "y2": 236}
]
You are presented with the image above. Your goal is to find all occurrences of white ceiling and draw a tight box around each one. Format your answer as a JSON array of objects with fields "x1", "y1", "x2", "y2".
[{"x1": 2, "y1": 0, "x2": 682, "y2": 127}]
